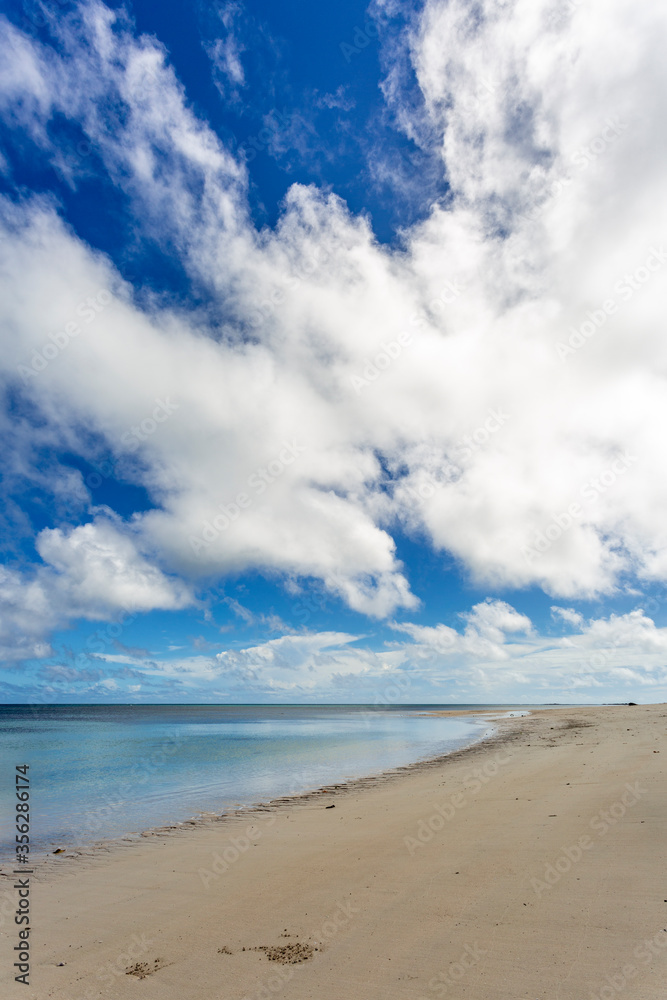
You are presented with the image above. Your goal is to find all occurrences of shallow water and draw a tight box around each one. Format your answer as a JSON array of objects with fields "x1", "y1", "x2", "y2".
[{"x1": 0, "y1": 703, "x2": 503, "y2": 857}]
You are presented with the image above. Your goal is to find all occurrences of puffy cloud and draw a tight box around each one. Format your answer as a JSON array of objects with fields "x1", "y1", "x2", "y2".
[
  {"x1": 0, "y1": 0, "x2": 667, "y2": 662},
  {"x1": 391, "y1": 603, "x2": 667, "y2": 697},
  {"x1": 567, "y1": 609, "x2": 667, "y2": 656},
  {"x1": 551, "y1": 606, "x2": 584, "y2": 628},
  {"x1": 35, "y1": 519, "x2": 192, "y2": 617},
  {"x1": 461, "y1": 599, "x2": 533, "y2": 643},
  {"x1": 390, "y1": 621, "x2": 460, "y2": 654},
  {"x1": 0, "y1": 565, "x2": 56, "y2": 662},
  {"x1": 392, "y1": 599, "x2": 531, "y2": 660},
  {"x1": 0, "y1": 187, "x2": 418, "y2": 620},
  {"x1": 0, "y1": 518, "x2": 191, "y2": 661}
]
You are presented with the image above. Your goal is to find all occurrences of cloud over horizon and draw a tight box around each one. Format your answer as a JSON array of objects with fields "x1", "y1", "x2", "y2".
[{"x1": 45, "y1": 599, "x2": 667, "y2": 703}]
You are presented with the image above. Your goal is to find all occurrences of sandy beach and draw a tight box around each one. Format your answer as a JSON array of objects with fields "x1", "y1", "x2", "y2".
[{"x1": 2, "y1": 704, "x2": 666, "y2": 1000}]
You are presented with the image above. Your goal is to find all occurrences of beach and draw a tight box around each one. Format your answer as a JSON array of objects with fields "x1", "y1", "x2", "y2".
[
  {"x1": 0, "y1": 704, "x2": 489, "y2": 857},
  {"x1": 2, "y1": 703, "x2": 666, "y2": 999}
]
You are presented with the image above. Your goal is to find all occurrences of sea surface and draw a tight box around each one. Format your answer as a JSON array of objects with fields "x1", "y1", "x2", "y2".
[{"x1": 0, "y1": 703, "x2": 524, "y2": 858}]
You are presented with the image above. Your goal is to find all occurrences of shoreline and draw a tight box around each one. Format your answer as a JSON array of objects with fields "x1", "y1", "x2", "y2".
[
  {"x1": 4, "y1": 710, "x2": 502, "y2": 876},
  {"x1": 2, "y1": 703, "x2": 665, "y2": 999},
  {"x1": 0, "y1": 708, "x2": 498, "y2": 870}
]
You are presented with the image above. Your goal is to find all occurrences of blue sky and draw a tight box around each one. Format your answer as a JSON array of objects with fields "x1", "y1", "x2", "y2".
[{"x1": 1, "y1": 0, "x2": 667, "y2": 704}]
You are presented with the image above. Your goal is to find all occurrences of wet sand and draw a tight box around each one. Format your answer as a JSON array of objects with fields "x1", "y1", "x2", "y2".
[{"x1": 1, "y1": 703, "x2": 665, "y2": 1000}]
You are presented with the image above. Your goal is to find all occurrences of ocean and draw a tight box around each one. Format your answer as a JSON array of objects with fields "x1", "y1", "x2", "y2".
[{"x1": 0, "y1": 703, "x2": 518, "y2": 858}]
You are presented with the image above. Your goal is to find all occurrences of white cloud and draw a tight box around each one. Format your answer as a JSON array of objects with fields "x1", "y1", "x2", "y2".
[
  {"x1": 0, "y1": 518, "x2": 191, "y2": 661},
  {"x1": 315, "y1": 87, "x2": 355, "y2": 112},
  {"x1": 92, "y1": 602, "x2": 667, "y2": 701},
  {"x1": 214, "y1": 631, "x2": 373, "y2": 691},
  {"x1": 205, "y1": 2, "x2": 247, "y2": 101},
  {"x1": 35, "y1": 519, "x2": 192, "y2": 617},
  {"x1": 461, "y1": 599, "x2": 533, "y2": 643},
  {"x1": 0, "y1": 565, "x2": 56, "y2": 662},
  {"x1": 0, "y1": 0, "x2": 667, "y2": 658},
  {"x1": 97, "y1": 631, "x2": 392, "y2": 695},
  {"x1": 571, "y1": 609, "x2": 667, "y2": 656},
  {"x1": 551, "y1": 605, "x2": 584, "y2": 627},
  {"x1": 392, "y1": 599, "x2": 532, "y2": 661}
]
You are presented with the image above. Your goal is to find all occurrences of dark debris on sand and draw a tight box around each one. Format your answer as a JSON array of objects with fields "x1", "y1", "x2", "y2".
[{"x1": 252, "y1": 942, "x2": 316, "y2": 964}]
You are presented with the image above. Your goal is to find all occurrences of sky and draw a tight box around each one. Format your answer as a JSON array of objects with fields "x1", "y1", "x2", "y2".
[{"x1": 1, "y1": 0, "x2": 667, "y2": 704}]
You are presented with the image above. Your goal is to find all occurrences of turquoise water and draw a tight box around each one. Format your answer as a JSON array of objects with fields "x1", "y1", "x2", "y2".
[{"x1": 0, "y1": 704, "x2": 497, "y2": 858}]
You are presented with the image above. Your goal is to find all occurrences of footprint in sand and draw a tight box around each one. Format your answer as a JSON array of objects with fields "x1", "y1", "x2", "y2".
[{"x1": 126, "y1": 958, "x2": 164, "y2": 979}]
